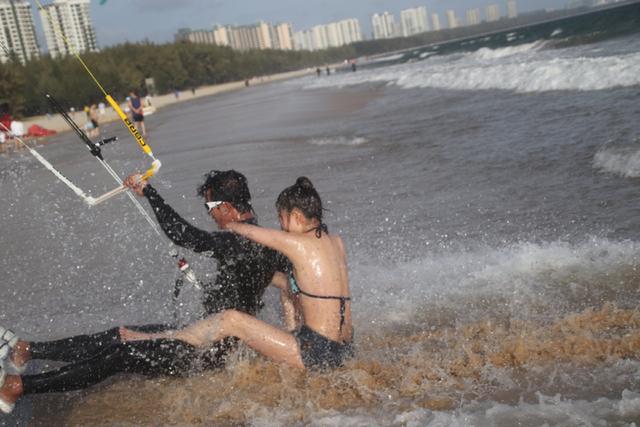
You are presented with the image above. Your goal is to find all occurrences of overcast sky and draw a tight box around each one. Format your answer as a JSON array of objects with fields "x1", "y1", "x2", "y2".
[{"x1": 42, "y1": 0, "x2": 570, "y2": 47}]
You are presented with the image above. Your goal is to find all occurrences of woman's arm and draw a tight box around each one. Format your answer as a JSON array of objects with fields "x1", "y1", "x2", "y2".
[{"x1": 226, "y1": 222, "x2": 302, "y2": 260}]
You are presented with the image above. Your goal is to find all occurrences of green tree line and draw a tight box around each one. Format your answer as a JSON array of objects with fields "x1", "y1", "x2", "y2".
[{"x1": 1, "y1": 41, "x2": 355, "y2": 118}]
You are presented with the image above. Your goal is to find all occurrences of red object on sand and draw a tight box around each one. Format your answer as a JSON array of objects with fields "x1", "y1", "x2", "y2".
[
  {"x1": 27, "y1": 124, "x2": 56, "y2": 137},
  {"x1": 0, "y1": 113, "x2": 11, "y2": 131}
]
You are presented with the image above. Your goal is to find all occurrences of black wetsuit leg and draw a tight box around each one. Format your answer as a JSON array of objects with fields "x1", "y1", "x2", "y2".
[
  {"x1": 22, "y1": 337, "x2": 235, "y2": 395},
  {"x1": 28, "y1": 324, "x2": 173, "y2": 363}
]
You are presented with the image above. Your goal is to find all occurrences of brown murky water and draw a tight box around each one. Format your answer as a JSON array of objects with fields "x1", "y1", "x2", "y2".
[{"x1": 51, "y1": 304, "x2": 639, "y2": 426}]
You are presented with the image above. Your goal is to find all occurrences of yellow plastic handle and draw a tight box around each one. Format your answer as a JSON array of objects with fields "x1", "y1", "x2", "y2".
[{"x1": 142, "y1": 159, "x2": 162, "y2": 179}]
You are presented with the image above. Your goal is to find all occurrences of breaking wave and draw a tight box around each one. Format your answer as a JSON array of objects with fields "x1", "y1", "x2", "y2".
[
  {"x1": 38, "y1": 237, "x2": 640, "y2": 425},
  {"x1": 593, "y1": 144, "x2": 640, "y2": 178},
  {"x1": 306, "y1": 43, "x2": 640, "y2": 93}
]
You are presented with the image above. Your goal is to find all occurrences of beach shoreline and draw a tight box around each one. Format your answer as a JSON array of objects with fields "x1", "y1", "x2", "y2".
[{"x1": 18, "y1": 68, "x2": 316, "y2": 137}]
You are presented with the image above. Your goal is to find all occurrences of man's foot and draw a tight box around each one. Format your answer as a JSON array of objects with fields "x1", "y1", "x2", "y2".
[
  {"x1": 9, "y1": 341, "x2": 30, "y2": 373},
  {"x1": 0, "y1": 369, "x2": 22, "y2": 414},
  {"x1": 0, "y1": 341, "x2": 29, "y2": 374}
]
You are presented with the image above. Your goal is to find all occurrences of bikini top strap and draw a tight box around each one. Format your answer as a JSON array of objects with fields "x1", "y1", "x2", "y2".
[
  {"x1": 297, "y1": 289, "x2": 350, "y2": 332},
  {"x1": 306, "y1": 223, "x2": 328, "y2": 238}
]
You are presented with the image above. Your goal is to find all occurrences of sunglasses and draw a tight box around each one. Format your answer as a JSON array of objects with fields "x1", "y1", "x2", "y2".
[{"x1": 204, "y1": 201, "x2": 224, "y2": 213}]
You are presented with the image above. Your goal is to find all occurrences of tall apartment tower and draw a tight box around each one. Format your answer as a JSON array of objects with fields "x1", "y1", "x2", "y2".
[
  {"x1": 324, "y1": 22, "x2": 343, "y2": 47},
  {"x1": 292, "y1": 18, "x2": 361, "y2": 51},
  {"x1": 274, "y1": 22, "x2": 293, "y2": 50},
  {"x1": 0, "y1": 0, "x2": 39, "y2": 64},
  {"x1": 212, "y1": 25, "x2": 230, "y2": 47},
  {"x1": 371, "y1": 12, "x2": 396, "y2": 39},
  {"x1": 39, "y1": 0, "x2": 98, "y2": 58},
  {"x1": 432, "y1": 13, "x2": 441, "y2": 31},
  {"x1": 507, "y1": 0, "x2": 518, "y2": 18},
  {"x1": 400, "y1": 6, "x2": 429, "y2": 37},
  {"x1": 446, "y1": 10, "x2": 459, "y2": 29},
  {"x1": 228, "y1": 21, "x2": 275, "y2": 50},
  {"x1": 338, "y1": 19, "x2": 362, "y2": 44},
  {"x1": 466, "y1": 9, "x2": 481, "y2": 26},
  {"x1": 486, "y1": 4, "x2": 501, "y2": 22}
]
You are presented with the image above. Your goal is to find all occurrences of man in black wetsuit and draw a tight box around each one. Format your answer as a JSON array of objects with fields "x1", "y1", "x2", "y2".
[{"x1": 0, "y1": 170, "x2": 288, "y2": 413}]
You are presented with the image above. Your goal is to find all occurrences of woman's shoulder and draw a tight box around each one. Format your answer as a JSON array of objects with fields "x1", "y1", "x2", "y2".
[{"x1": 327, "y1": 233, "x2": 346, "y2": 255}]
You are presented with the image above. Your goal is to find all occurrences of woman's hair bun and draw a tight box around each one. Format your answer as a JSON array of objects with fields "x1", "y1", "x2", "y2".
[{"x1": 295, "y1": 176, "x2": 314, "y2": 190}]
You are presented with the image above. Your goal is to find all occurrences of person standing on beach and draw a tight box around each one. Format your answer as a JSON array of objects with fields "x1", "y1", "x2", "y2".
[
  {"x1": 127, "y1": 90, "x2": 146, "y2": 137},
  {"x1": 88, "y1": 104, "x2": 99, "y2": 138}
]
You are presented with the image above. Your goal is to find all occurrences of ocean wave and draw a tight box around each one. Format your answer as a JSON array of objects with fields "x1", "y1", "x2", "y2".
[
  {"x1": 353, "y1": 237, "x2": 640, "y2": 327},
  {"x1": 469, "y1": 41, "x2": 546, "y2": 60},
  {"x1": 32, "y1": 236, "x2": 640, "y2": 425},
  {"x1": 306, "y1": 46, "x2": 640, "y2": 93},
  {"x1": 308, "y1": 136, "x2": 369, "y2": 146},
  {"x1": 364, "y1": 53, "x2": 405, "y2": 63},
  {"x1": 593, "y1": 145, "x2": 640, "y2": 178}
]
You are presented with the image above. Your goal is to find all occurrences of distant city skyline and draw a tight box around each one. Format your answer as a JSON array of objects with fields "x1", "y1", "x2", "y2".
[{"x1": 55, "y1": 0, "x2": 570, "y2": 47}]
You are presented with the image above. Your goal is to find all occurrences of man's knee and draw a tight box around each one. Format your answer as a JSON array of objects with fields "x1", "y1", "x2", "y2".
[{"x1": 219, "y1": 309, "x2": 248, "y2": 328}]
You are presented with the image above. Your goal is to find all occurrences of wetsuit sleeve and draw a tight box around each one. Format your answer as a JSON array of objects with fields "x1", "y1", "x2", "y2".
[
  {"x1": 272, "y1": 251, "x2": 292, "y2": 274},
  {"x1": 143, "y1": 185, "x2": 233, "y2": 256}
]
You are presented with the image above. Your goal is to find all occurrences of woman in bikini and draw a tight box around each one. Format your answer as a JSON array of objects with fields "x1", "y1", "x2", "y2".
[{"x1": 120, "y1": 177, "x2": 353, "y2": 370}]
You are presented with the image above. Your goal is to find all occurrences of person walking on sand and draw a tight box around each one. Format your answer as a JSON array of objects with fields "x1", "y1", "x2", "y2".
[{"x1": 127, "y1": 90, "x2": 146, "y2": 137}]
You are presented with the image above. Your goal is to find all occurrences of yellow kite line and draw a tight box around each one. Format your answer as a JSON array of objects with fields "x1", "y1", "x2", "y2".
[{"x1": 34, "y1": 0, "x2": 160, "y2": 180}]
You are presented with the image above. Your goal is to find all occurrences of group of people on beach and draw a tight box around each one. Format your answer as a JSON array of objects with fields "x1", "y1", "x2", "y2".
[{"x1": 0, "y1": 168, "x2": 353, "y2": 414}]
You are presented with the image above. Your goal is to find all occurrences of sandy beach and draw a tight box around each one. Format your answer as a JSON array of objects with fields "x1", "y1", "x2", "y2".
[{"x1": 19, "y1": 68, "x2": 315, "y2": 136}]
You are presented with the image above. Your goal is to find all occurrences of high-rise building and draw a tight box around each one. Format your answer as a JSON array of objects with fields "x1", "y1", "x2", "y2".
[
  {"x1": 293, "y1": 19, "x2": 362, "y2": 50},
  {"x1": 466, "y1": 8, "x2": 481, "y2": 26},
  {"x1": 186, "y1": 29, "x2": 215, "y2": 44},
  {"x1": 507, "y1": 0, "x2": 518, "y2": 18},
  {"x1": 274, "y1": 22, "x2": 293, "y2": 50},
  {"x1": 446, "y1": 10, "x2": 459, "y2": 29},
  {"x1": 400, "y1": 6, "x2": 429, "y2": 37},
  {"x1": 486, "y1": 4, "x2": 501, "y2": 22},
  {"x1": 213, "y1": 25, "x2": 230, "y2": 47},
  {"x1": 293, "y1": 18, "x2": 361, "y2": 51},
  {"x1": 39, "y1": 0, "x2": 98, "y2": 58},
  {"x1": 324, "y1": 22, "x2": 343, "y2": 47},
  {"x1": 371, "y1": 12, "x2": 396, "y2": 39},
  {"x1": 177, "y1": 22, "x2": 292, "y2": 51},
  {"x1": 0, "y1": 0, "x2": 39, "y2": 64},
  {"x1": 224, "y1": 21, "x2": 275, "y2": 51},
  {"x1": 432, "y1": 13, "x2": 441, "y2": 31},
  {"x1": 338, "y1": 19, "x2": 362, "y2": 44},
  {"x1": 310, "y1": 25, "x2": 328, "y2": 50}
]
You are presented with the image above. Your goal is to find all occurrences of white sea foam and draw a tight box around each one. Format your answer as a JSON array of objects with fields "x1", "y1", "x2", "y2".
[
  {"x1": 470, "y1": 41, "x2": 546, "y2": 60},
  {"x1": 250, "y1": 388, "x2": 640, "y2": 426},
  {"x1": 309, "y1": 136, "x2": 369, "y2": 146},
  {"x1": 351, "y1": 237, "x2": 640, "y2": 326},
  {"x1": 305, "y1": 43, "x2": 640, "y2": 93},
  {"x1": 364, "y1": 53, "x2": 405, "y2": 63},
  {"x1": 593, "y1": 145, "x2": 640, "y2": 178}
]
